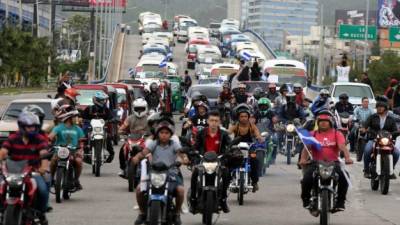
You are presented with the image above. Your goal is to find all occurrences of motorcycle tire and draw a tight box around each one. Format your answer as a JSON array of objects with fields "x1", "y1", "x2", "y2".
[
  {"x1": 2, "y1": 205, "x2": 23, "y2": 225},
  {"x1": 286, "y1": 141, "x2": 292, "y2": 165},
  {"x1": 320, "y1": 189, "x2": 330, "y2": 225},
  {"x1": 63, "y1": 167, "x2": 73, "y2": 200},
  {"x1": 380, "y1": 155, "x2": 390, "y2": 195},
  {"x1": 238, "y1": 171, "x2": 245, "y2": 206},
  {"x1": 55, "y1": 168, "x2": 65, "y2": 203},
  {"x1": 370, "y1": 167, "x2": 379, "y2": 191},
  {"x1": 94, "y1": 140, "x2": 103, "y2": 177},
  {"x1": 127, "y1": 162, "x2": 136, "y2": 192},
  {"x1": 203, "y1": 191, "x2": 214, "y2": 225},
  {"x1": 148, "y1": 201, "x2": 162, "y2": 225},
  {"x1": 256, "y1": 150, "x2": 266, "y2": 177},
  {"x1": 356, "y1": 139, "x2": 365, "y2": 162}
]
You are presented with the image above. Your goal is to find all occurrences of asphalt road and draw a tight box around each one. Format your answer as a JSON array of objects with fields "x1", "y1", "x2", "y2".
[{"x1": 1, "y1": 33, "x2": 399, "y2": 225}]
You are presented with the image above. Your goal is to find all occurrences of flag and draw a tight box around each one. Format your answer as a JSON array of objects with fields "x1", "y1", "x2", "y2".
[
  {"x1": 128, "y1": 68, "x2": 134, "y2": 76},
  {"x1": 295, "y1": 128, "x2": 322, "y2": 151},
  {"x1": 159, "y1": 58, "x2": 167, "y2": 68},
  {"x1": 241, "y1": 51, "x2": 252, "y2": 61}
]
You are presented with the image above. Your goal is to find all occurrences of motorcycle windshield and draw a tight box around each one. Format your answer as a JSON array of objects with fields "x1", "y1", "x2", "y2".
[
  {"x1": 6, "y1": 159, "x2": 28, "y2": 174},
  {"x1": 128, "y1": 133, "x2": 143, "y2": 140}
]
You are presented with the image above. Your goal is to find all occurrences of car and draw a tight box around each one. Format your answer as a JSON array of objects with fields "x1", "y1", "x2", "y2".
[
  {"x1": 242, "y1": 81, "x2": 269, "y2": 96},
  {"x1": 152, "y1": 32, "x2": 175, "y2": 46},
  {"x1": 185, "y1": 37, "x2": 210, "y2": 53},
  {"x1": 221, "y1": 18, "x2": 240, "y2": 30},
  {"x1": 195, "y1": 63, "x2": 213, "y2": 80},
  {"x1": 208, "y1": 22, "x2": 221, "y2": 37},
  {"x1": 138, "y1": 12, "x2": 162, "y2": 35},
  {"x1": 186, "y1": 84, "x2": 223, "y2": 110},
  {"x1": 0, "y1": 99, "x2": 54, "y2": 145},
  {"x1": 330, "y1": 82, "x2": 376, "y2": 108},
  {"x1": 188, "y1": 26, "x2": 209, "y2": 40},
  {"x1": 210, "y1": 63, "x2": 240, "y2": 81},
  {"x1": 135, "y1": 53, "x2": 166, "y2": 78},
  {"x1": 146, "y1": 38, "x2": 174, "y2": 61},
  {"x1": 223, "y1": 34, "x2": 251, "y2": 57},
  {"x1": 143, "y1": 43, "x2": 171, "y2": 61},
  {"x1": 198, "y1": 77, "x2": 220, "y2": 85},
  {"x1": 195, "y1": 45, "x2": 222, "y2": 65},
  {"x1": 176, "y1": 18, "x2": 198, "y2": 43},
  {"x1": 234, "y1": 42, "x2": 259, "y2": 57}
]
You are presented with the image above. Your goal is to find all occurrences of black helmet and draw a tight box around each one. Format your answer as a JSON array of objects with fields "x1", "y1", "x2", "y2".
[
  {"x1": 376, "y1": 95, "x2": 389, "y2": 110},
  {"x1": 280, "y1": 84, "x2": 289, "y2": 94},
  {"x1": 235, "y1": 103, "x2": 251, "y2": 117},
  {"x1": 339, "y1": 93, "x2": 349, "y2": 100},
  {"x1": 286, "y1": 92, "x2": 296, "y2": 103},
  {"x1": 155, "y1": 120, "x2": 175, "y2": 136},
  {"x1": 253, "y1": 87, "x2": 264, "y2": 100},
  {"x1": 150, "y1": 82, "x2": 158, "y2": 92}
]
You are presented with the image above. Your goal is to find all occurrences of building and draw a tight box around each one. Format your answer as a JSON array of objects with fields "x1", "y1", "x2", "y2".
[
  {"x1": 244, "y1": 0, "x2": 319, "y2": 50},
  {"x1": 227, "y1": 0, "x2": 242, "y2": 21}
]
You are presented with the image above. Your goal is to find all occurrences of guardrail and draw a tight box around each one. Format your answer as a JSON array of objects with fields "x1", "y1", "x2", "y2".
[
  {"x1": 242, "y1": 29, "x2": 277, "y2": 59},
  {"x1": 90, "y1": 24, "x2": 120, "y2": 84}
]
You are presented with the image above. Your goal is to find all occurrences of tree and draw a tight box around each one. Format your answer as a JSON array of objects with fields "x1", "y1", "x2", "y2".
[{"x1": 368, "y1": 51, "x2": 400, "y2": 93}]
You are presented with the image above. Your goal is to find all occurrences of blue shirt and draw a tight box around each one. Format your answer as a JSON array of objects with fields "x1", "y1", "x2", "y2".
[
  {"x1": 354, "y1": 106, "x2": 374, "y2": 124},
  {"x1": 52, "y1": 123, "x2": 85, "y2": 148}
]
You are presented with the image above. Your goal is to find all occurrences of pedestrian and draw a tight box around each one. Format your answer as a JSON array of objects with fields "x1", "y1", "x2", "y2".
[
  {"x1": 237, "y1": 63, "x2": 250, "y2": 82},
  {"x1": 392, "y1": 85, "x2": 400, "y2": 109},
  {"x1": 336, "y1": 59, "x2": 350, "y2": 82},
  {"x1": 56, "y1": 71, "x2": 72, "y2": 99},
  {"x1": 360, "y1": 72, "x2": 373, "y2": 91},
  {"x1": 250, "y1": 61, "x2": 262, "y2": 81},
  {"x1": 183, "y1": 70, "x2": 192, "y2": 92}
]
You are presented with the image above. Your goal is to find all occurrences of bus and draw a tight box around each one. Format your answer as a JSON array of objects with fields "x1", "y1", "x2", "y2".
[{"x1": 262, "y1": 59, "x2": 307, "y2": 87}]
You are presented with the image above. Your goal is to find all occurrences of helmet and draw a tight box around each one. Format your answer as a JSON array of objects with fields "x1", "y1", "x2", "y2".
[
  {"x1": 238, "y1": 83, "x2": 246, "y2": 89},
  {"x1": 280, "y1": 84, "x2": 289, "y2": 94},
  {"x1": 192, "y1": 91, "x2": 203, "y2": 102},
  {"x1": 18, "y1": 112, "x2": 41, "y2": 138},
  {"x1": 133, "y1": 98, "x2": 148, "y2": 118},
  {"x1": 390, "y1": 79, "x2": 398, "y2": 86},
  {"x1": 155, "y1": 120, "x2": 175, "y2": 136},
  {"x1": 293, "y1": 83, "x2": 302, "y2": 93},
  {"x1": 253, "y1": 87, "x2": 264, "y2": 100},
  {"x1": 319, "y1": 89, "x2": 330, "y2": 96},
  {"x1": 150, "y1": 82, "x2": 158, "y2": 92},
  {"x1": 64, "y1": 88, "x2": 80, "y2": 104},
  {"x1": 222, "y1": 81, "x2": 230, "y2": 89},
  {"x1": 258, "y1": 98, "x2": 271, "y2": 116},
  {"x1": 316, "y1": 110, "x2": 334, "y2": 127},
  {"x1": 196, "y1": 101, "x2": 209, "y2": 111},
  {"x1": 51, "y1": 98, "x2": 64, "y2": 111},
  {"x1": 55, "y1": 104, "x2": 79, "y2": 122},
  {"x1": 22, "y1": 105, "x2": 45, "y2": 126},
  {"x1": 286, "y1": 92, "x2": 296, "y2": 103},
  {"x1": 93, "y1": 91, "x2": 109, "y2": 107},
  {"x1": 235, "y1": 103, "x2": 251, "y2": 117},
  {"x1": 339, "y1": 93, "x2": 349, "y2": 100},
  {"x1": 376, "y1": 95, "x2": 389, "y2": 110}
]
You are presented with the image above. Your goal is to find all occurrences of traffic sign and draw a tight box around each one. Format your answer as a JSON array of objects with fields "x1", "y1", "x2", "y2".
[
  {"x1": 389, "y1": 27, "x2": 400, "y2": 42},
  {"x1": 339, "y1": 24, "x2": 377, "y2": 40}
]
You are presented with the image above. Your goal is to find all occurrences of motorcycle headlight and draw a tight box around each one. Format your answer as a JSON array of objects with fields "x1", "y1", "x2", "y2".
[
  {"x1": 57, "y1": 147, "x2": 70, "y2": 159},
  {"x1": 341, "y1": 118, "x2": 349, "y2": 124},
  {"x1": 151, "y1": 173, "x2": 167, "y2": 188},
  {"x1": 93, "y1": 127, "x2": 103, "y2": 133},
  {"x1": 319, "y1": 164, "x2": 334, "y2": 180},
  {"x1": 380, "y1": 137, "x2": 390, "y2": 146},
  {"x1": 286, "y1": 124, "x2": 295, "y2": 133},
  {"x1": 6, "y1": 174, "x2": 23, "y2": 187},
  {"x1": 203, "y1": 162, "x2": 218, "y2": 174}
]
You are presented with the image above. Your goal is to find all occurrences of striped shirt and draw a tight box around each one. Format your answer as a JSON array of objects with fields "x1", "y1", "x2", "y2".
[{"x1": 2, "y1": 132, "x2": 48, "y2": 161}]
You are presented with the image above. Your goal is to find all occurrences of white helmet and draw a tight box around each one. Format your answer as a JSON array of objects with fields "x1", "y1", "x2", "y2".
[{"x1": 133, "y1": 98, "x2": 148, "y2": 118}]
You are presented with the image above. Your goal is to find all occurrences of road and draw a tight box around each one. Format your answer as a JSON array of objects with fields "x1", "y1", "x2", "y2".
[{"x1": 1, "y1": 34, "x2": 399, "y2": 225}]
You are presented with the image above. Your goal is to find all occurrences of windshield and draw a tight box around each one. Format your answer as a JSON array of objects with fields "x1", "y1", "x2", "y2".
[
  {"x1": 133, "y1": 88, "x2": 145, "y2": 99},
  {"x1": 77, "y1": 90, "x2": 106, "y2": 106},
  {"x1": 198, "y1": 78, "x2": 218, "y2": 84},
  {"x1": 2, "y1": 102, "x2": 53, "y2": 120},
  {"x1": 143, "y1": 47, "x2": 167, "y2": 56},
  {"x1": 333, "y1": 85, "x2": 373, "y2": 99},
  {"x1": 189, "y1": 86, "x2": 222, "y2": 99},
  {"x1": 142, "y1": 65, "x2": 164, "y2": 73},
  {"x1": 197, "y1": 53, "x2": 221, "y2": 64},
  {"x1": 211, "y1": 68, "x2": 237, "y2": 76},
  {"x1": 188, "y1": 45, "x2": 197, "y2": 53},
  {"x1": 137, "y1": 71, "x2": 165, "y2": 79},
  {"x1": 275, "y1": 75, "x2": 307, "y2": 87},
  {"x1": 245, "y1": 82, "x2": 268, "y2": 93},
  {"x1": 210, "y1": 24, "x2": 220, "y2": 28},
  {"x1": 143, "y1": 26, "x2": 162, "y2": 33}
]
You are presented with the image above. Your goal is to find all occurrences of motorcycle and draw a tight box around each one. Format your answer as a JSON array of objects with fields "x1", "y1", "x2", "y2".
[
  {"x1": 369, "y1": 131, "x2": 395, "y2": 195},
  {"x1": 229, "y1": 142, "x2": 255, "y2": 205},
  {"x1": 308, "y1": 161, "x2": 339, "y2": 225},
  {"x1": 53, "y1": 146, "x2": 78, "y2": 203},
  {"x1": 282, "y1": 121, "x2": 299, "y2": 165},
  {"x1": 335, "y1": 111, "x2": 351, "y2": 142},
  {"x1": 250, "y1": 134, "x2": 272, "y2": 177},
  {"x1": 123, "y1": 133, "x2": 146, "y2": 192},
  {"x1": 88, "y1": 118, "x2": 109, "y2": 177},
  {"x1": 145, "y1": 162, "x2": 180, "y2": 225},
  {"x1": 353, "y1": 122, "x2": 367, "y2": 162},
  {"x1": 220, "y1": 102, "x2": 231, "y2": 129},
  {"x1": 0, "y1": 159, "x2": 44, "y2": 225},
  {"x1": 188, "y1": 152, "x2": 224, "y2": 225}
]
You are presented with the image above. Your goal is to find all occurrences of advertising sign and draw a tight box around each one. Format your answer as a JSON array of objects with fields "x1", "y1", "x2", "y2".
[{"x1": 378, "y1": 0, "x2": 400, "y2": 27}]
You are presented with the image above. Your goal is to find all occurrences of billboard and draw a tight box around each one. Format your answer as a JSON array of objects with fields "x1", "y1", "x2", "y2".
[
  {"x1": 335, "y1": 10, "x2": 377, "y2": 26},
  {"x1": 378, "y1": 0, "x2": 400, "y2": 27}
]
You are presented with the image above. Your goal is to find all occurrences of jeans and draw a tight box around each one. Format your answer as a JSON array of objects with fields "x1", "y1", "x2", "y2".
[
  {"x1": 33, "y1": 175, "x2": 49, "y2": 213},
  {"x1": 363, "y1": 140, "x2": 400, "y2": 171}
]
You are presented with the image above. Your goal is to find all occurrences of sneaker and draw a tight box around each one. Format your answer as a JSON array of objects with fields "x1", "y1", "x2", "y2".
[
  {"x1": 302, "y1": 199, "x2": 311, "y2": 209},
  {"x1": 106, "y1": 152, "x2": 115, "y2": 163},
  {"x1": 118, "y1": 170, "x2": 127, "y2": 179},
  {"x1": 363, "y1": 171, "x2": 371, "y2": 179},
  {"x1": 390, "y1": 173, "x2": 397, "y2": 180},
  {"x1": 46, "y1": 206, "x2": 53, "y2": 213},
  {"x1": 252, "y1": 183, "x2": 259, "y2": 193},
  {"x1": 189, "y1": 198, "x2": 197, "y2": 214},
  {"x1": 220, "y1": 199, "x2": 230, "y2": 213},
  {"x1": 75, "y1": 180, "x2": 83, "y2": 190},
  {"x1": 134, "y1": 214, "x2": 146, "y2": 225},
  {"x1": 333, "y1": 201, "x2": 345, "y2": 212},
  {"x1": 38, "y1": 214, "x2": 48, "y2": 225},
  {"x1": 173, "y1": 214, "x2": 182, "y2": 225}
]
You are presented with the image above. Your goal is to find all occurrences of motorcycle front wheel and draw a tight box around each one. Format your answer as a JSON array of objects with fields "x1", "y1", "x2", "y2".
[
  {"x1": 203, "y1": 191, "x2": 215, "y2": 225},
  {"x1": 55, "y1": 167, "x2": 65, "y2": 203},
  {"x1": 94, "y1": 140, "x2": 103, "y2": 177},
  {"x1": 2, "y1": 205, "x2": 23, "y2": 225},
  {"x1": 286, "y1": 140, "x2": 292, "y2": 165},
  {"x1": 127, "y1": 162, "x2": 136, "y2": 192},
  {"x1": 380, "y1": 155, "x2": 390, "y2": 195},
  {"x1": 238, "y1": 171, "x2": 245, "y2": 205},
  {"x1": 320, "y1": 189, "x2": 330, "y2": 225},
  {"x1": 148, "y1": 201, "x2": 162, "y2": 225}
]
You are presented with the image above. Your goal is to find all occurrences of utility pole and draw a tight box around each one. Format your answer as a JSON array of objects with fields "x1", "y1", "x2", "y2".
[
  {"x1": 5, "y1": 0, "x2": 9, "y2": 25},
  {"x1": 98, "y1": 1, "x2": 104, "y2": 78},
  {"x1": 363, "y1": 0, "x2": 370, "y2": 72},
  {"x1": 36, "y1": 0, "x2": 40, "y2": 37},
  {"x1": 19, "y1": 0, "x2": 23, "y2": 27},
  {"x1": 317, "y1": 2, "x2": 324, "y2": 85},
  {"x1": 88, "y1": 5, "x2": 96, "y2": 82},
  {"x1": 48, "y1": 0, "x2": 52, "y2": 84}
]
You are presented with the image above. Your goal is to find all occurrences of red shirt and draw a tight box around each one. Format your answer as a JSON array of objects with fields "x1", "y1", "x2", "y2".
[
  {"x1": 204, "y1": 128, "x2": 221, "y2": 154},
  {"x1": 310, "y1": 129, "x2": 345, "y2": 162},
  {"x1": 2, "y1": 132, "x2": 48, "y2": 161}
]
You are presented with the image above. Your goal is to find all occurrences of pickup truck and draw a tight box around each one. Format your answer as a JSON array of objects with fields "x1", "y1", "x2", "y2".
[{"x1": 306, "y1": 82, "x2": 376, "y2": 108}]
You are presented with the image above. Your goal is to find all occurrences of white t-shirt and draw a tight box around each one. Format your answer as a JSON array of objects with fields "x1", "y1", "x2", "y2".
[{"x1": 336, "y1": 66, "x2": 350, "y2": 82}]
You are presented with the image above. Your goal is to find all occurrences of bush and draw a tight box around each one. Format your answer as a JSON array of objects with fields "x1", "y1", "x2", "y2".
[{"x1": 368, "y1": 51, "x2": 400, "y2": 94}]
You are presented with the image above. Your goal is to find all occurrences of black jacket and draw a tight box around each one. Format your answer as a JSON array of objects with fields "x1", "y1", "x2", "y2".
[
  {"x1": 363, "y1": 113, "x2": 398, "y2": 139},
  {"x1": 81, "y1": 104, "x2": 113, "y2": 121},
  {"x1": 334, "y1": 102, "x2": 354, "y2": 114},
  {"x1": 195, "y1": 128, "x2": 231, "y2": 156}
]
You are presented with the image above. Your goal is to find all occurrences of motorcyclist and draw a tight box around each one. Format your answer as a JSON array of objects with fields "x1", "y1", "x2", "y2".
[
  {"x1": 233, "y1": 83, "x2": 250, "y2": 105},
  {"x1": 299, "y1": 110, "x2": 353, "y2": 211},
  {"x1": 132, "y1": 120, "x2": 189, "y2": 225},
  {"x1": 274, "y1": 84, "x2": 289, "y2": 109},
  {"x1": 81, "y1": 91, "x2": 115, "y2": 163},
  {"x1": 266, "y1": 83, "x2": 280, "y2": 103},
  {"x1": 118, "y1": 98, "x2": 149, "y2": 178},
  {"x1": 349, "y1": 97, "x2": 374, "y2": 152},
  {"x1": 362, "y1": 97, "x2": 400, "y2": 179},
  {"x1": 293, "y1": 83, "x2": 305, "y2": 106},
  {"x1": 334, "y1": 93, "x2": 354, "y2": 114},
  {"x1": 145, "y1": 82, "x2": 164, "y2": 111},
  {"x1": 217, "y1": 81, "x2": 234, "y2": 105},
  {"x1": 0, "y1": 112, "x2": 50, "y2": 224},
  {"x1": 48, "y1": 104, "x2": 84, "y2": 190},
  {"x1": 187, "y1": 101, "x2": 209, "y2": 128},
  {"x1": 278, "y1": 92, "x2": 307, "y2": 123},
  {"x1": 56, "y1": 72, "x2": 72, "y2": 98},
  {"x1": 228, "y1": 105, "x2": 264, "y2": 192},
  {"x1": 311, "y1": 89, "x2": 332, "y2": 116},
  {"x1": 185, "y1": 91, "x2": 208, "y2": 117},
  {"x1": 190, "y1": 111, "x2": 232, "y2": 213}
]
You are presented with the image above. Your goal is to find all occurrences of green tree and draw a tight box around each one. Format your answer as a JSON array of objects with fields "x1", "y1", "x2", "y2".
[{"x1": 368, "y1": 51, "x2": 400, "y2": 93}]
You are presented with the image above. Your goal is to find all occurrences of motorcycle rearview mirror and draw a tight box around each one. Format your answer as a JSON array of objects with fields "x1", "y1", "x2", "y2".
[
  {"x1": 47, "y1": 94, "x2": 53, "y2": 99},
  {"x1": 229, "y1": 136, "x2": 242, "y2": 148}
]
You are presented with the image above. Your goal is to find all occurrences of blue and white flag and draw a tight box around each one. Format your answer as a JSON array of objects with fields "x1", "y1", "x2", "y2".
[
  {"x1": 128, "y1": 68, "x2": 135, "y2": 76},
  {"x1": 159, "y1": 58, "x2": 167, "y2": 68},
  {"x1": 295, "y1": 128, "x2": 322, "y2": 151},
  {"x1": 241, "y1": 51, "x2": 252, "y2": 62}
]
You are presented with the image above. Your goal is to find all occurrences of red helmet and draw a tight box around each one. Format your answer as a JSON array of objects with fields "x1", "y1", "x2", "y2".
[{"x1": 65, "y1": 88, "x2": 80, "y2": 103}]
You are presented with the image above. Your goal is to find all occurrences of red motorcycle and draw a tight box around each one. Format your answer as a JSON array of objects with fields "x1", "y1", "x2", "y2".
[
  {"x1": 0, "y1": 159, "x2": 42, "y2": 224},
  {"x1": 123, "y1": 133, "x2": 146, "y2": 192}
]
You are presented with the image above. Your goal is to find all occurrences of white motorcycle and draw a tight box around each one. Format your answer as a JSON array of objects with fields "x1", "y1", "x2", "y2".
[{"x1": 90, "y1": 119, "x2": 108, "y2": 177}]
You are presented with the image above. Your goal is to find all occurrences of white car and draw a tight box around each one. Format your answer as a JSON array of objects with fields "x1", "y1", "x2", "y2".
[
  {"x1": 330, "y1": 82, "x2": 376, "y2": 108},
  {"x1": 176, "y1": 18, "x2": 198, "y2": 43},
  {"x1": 221, "y1": 18, "x2": 240, "y2": 30},
  {"x1": 188, "y1": 26, "x2": 209, "y2": 40},
  {"x1": 152, "y1": 32, "x2": 175, "y2": 46}
]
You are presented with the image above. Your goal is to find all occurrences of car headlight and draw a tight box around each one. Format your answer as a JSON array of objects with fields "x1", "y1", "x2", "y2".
[
  {"x1": 341, "y1": 118, "x2": 349, "y2": 124},
  {"x1": 57, "y1": 147, "x2": 70, "y2": 159},
  {"x1": 380, "y1": 137, "x2": 390, "y2": 146},
  {"x1": 286, "y1": 124, "x2": 295, "y2": 133},
  {"x1": 319, "y1": 164, "x2": 334, "y2": 180},
  {"x1": 151, "y1": 173, "x2": 167, "y2": 188},
  {"x1": 203, "y1": 162, "x2": 218, "y2": 174}
]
